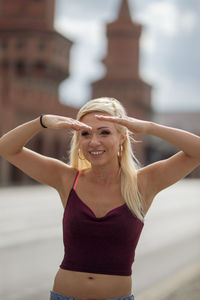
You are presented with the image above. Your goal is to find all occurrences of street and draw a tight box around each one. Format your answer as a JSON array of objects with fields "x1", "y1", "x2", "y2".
[{"x1": 0, "y1": 179, "x2": 200, "y2": 300}]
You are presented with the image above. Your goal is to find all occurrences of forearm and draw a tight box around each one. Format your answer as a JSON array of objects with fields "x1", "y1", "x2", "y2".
[
  {"x1": 146, "y1": 122, "x2": 200, "y2": 160},
  {"x1": 0, "y1": 117, "x2": 43, "y2": 157}
]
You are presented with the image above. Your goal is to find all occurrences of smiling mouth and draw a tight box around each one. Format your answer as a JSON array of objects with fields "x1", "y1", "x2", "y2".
[{"x1": 89, "y1": 151, "x2": 105, "y2": 156}]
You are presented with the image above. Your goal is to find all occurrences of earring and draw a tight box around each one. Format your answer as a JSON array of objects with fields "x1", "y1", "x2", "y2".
[
  {"x1": 78, "y1": 149, "x2": 85, "y2": 160},
  {"x1": 118, "y1": 144, "x2": 124, "y2": 158}
]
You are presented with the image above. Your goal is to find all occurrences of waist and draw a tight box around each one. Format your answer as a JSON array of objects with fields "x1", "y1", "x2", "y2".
[{"x1": 53, "y1": 268, "x2": 132, "y2": 299}]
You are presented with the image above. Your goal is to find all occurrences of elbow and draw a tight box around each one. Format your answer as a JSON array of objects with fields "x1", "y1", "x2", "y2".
[{"x1": 184, "y1": 152, "x2": 200, "y2": 165}]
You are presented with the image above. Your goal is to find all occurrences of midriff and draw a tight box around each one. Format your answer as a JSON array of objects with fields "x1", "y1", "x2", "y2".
[{"x1": 52, "y1": 268, "x2": 132, "y2": 300}]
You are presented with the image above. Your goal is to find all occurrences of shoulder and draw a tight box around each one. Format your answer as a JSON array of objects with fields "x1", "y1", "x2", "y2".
[
  {"x1": 60, "y1": 165, "x2": 77, "y2": 189},
  {"x1": 58, "y1": 166, "x2": 78, "y2": 205}
]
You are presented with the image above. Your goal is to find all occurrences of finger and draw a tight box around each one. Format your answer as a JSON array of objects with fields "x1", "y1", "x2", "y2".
[
  {"x1": 76, "y1": 121, "x2": 92, "y2": 130},
  {"x1": 95, "y1": 114, "x2": 119, "y2": 120},
  {"x1": 95, "y1": 114, "x2": 125, "y2": 124},
  {"x1": 72, "y1": 121, "x2": 92, "y2": 131}
]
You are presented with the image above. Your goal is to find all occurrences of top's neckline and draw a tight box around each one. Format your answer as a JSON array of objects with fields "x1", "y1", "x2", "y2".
[{"x1": 71, "y1": 188, "x2": 126, "y2": 219}]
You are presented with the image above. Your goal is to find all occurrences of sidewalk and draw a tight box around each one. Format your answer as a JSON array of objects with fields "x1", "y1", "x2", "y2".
[
  {"x1": 136, "y1": 261, "x2": 200, "y2": 300},
  {"x1": 163, "y1": 271, "x2": 200, "y2": 300}
]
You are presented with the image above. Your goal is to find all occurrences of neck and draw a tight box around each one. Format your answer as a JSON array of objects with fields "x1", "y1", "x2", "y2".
[
  {"x1": 92, "y1": 166, "x2": 120, "y2": 177},
  {"x1": 90, "y1": 164, "x2": 121, "y2": 184}
]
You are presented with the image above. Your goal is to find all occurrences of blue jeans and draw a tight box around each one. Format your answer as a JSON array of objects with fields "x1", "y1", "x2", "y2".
[{"x1": 50, "y1": 291, "x2": 134, "y2": 300}]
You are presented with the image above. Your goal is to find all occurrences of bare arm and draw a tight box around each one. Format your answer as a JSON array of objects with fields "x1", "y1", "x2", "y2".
[
  {"x1": 138, "y1": 122, "x2": 200, "y2": 204},
  {"x1": 0, "y1": 115, "x2": 92, "y2": 190},
  {"x1": 0, "y1": 117, "x2": 43, "y2": 157},
  {"x1": 95, "y1": 114, "x2": 200, "y2": 210},
  {"x1": 96, "y1": 114, "x2": 200, "y2": 160},
  {"x1": 146, "y1": 122, "x2": 200, "y2": 160}
]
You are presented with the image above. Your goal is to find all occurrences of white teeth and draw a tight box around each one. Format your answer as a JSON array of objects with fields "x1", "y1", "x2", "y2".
[{"x1": 90, "y1": 151, "x2": 104, "y2": 155}]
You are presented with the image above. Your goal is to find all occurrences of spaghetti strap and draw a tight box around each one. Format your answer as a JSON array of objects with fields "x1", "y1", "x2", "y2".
[{"x1": 73, "y1": 170, "x2": 81, "y2": 190}]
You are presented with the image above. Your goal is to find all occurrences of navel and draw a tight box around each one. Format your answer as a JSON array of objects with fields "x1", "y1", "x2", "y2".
[{"x1": 88, "y1": 276, "x2": 94, "y2": 280}]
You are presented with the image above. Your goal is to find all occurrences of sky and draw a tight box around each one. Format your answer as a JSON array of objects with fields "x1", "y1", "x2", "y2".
[{"x1": 54, "y1": 0, "x2": 200, "y2": 112}]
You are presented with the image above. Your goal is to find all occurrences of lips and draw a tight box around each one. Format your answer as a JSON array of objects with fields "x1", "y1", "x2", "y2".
[{"x1": 89, "y1": 150, "x2": 105, "y2": 157}]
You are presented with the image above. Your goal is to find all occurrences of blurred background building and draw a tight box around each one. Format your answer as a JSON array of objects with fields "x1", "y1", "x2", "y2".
[
  {"x1": 92, "y1": 0, "x2": 152, "y2": 163},
  {"x1": 0, "y1": 0, "x2": 199, "y2": 185},
  {"x1": 0, "y1": 0, "x2": 77, "y2": 185}
]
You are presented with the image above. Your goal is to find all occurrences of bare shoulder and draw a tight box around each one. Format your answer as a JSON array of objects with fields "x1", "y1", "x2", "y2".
[
  {"x1": 136, "y1": 151, "x2": 200, "y2": 215},
  {"x1": 58, "y1": 166, "x2": 78, "y2": 207}
]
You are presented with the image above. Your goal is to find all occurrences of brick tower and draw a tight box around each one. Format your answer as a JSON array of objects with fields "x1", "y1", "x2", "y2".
[
  {"x1": 91, "y1": 0, "x2": 152, "y2": 162},
  {"x1": 0, "y1": 0, "x2": 77, "y2": 185}
]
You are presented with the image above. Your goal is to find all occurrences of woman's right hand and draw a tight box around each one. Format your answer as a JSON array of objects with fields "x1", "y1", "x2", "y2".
[{"x1": 42, "y1": 114, "x2": 92, "y2": 131}]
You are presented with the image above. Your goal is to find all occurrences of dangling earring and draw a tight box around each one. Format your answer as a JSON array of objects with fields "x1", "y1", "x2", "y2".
[
  {"x1": 118, "y1": 144, "x2": 124, "y2": 159},
  {"x1": 78, "y1": 149, "x2": 85, "y2": 160}
]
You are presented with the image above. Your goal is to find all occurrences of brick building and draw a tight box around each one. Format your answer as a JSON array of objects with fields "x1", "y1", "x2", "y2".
[
  {"x1": 0, "y1": 0, "x2": 78, "y2": 185},
  {"x1": 0, "y1": 0, "x2": 153, "y2": 185},
  {"x1": 93, "y1": 0, "x2": 200, "y2": 177},
  {"x1": 92, "y1": 0, "x2": 152, "y2": 162},
  {"x1": 1, "y1": 0, "x2": 198, "y2": 184}
]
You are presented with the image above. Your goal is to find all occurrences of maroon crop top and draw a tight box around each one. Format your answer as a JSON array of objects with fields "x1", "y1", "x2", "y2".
[{"x1": 60, "y1": 171, "x2": 144, "y2": 276}]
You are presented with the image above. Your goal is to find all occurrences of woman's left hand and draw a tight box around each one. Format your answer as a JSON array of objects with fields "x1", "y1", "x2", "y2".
[{"x1": 95, "y1": 114, "x2": 150, "y2": 134}]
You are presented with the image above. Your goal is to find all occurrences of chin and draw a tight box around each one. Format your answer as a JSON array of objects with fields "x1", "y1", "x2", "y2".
[
  {"x1": 90, "y1": 160, "x2": 106, "y2": 166},
  {"x1": 86, "y1": 157, "x2": 107, "y2": 167}
]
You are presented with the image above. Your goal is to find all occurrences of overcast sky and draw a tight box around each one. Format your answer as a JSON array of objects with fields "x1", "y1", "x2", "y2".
[{"x1": 55, "y1": 0, "x2": 200, "y2": 113}]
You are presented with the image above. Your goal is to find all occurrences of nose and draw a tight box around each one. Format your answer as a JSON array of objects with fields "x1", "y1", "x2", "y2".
[{"x1": 89, "y1": 133, "x2": 101, "y2": 146}]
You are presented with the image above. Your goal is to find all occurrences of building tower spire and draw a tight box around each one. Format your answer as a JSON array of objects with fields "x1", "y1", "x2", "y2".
[
  {"x1": 91, "y1": 0, "x2": 152, "y2": 162},
  {"x1": 103, "y1": 0, "x2": 142, "y2": 80},
  {"x1": 117, "y1": 0, "x2": 133, "y2": 23}
]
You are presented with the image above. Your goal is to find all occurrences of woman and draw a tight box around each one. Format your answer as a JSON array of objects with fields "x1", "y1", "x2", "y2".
[{"x1": 0, "y1": 97, "x2": 199, "y2": 300}]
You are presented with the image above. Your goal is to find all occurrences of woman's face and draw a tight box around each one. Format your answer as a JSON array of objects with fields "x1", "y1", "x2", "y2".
[{"x1": 78, "y1": 112, "x2": 125, "y2": 167}]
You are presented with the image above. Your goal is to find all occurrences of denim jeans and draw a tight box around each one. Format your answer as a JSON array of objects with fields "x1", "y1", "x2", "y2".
[{"x1": 50, "y1": 291, "x2": 134, "y2": 300}]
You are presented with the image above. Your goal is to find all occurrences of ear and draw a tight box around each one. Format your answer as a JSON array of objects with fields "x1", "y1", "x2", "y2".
[{"x1": 119, "y1": 133, "x2": 126, "y2": 145}]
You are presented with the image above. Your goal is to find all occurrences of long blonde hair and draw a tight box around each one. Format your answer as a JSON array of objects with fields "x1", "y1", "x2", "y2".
[{"x1": 69, "y1": 97, "x2": 144, "y2": 222}]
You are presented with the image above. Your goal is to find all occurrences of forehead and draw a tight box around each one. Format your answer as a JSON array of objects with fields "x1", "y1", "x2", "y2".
[{"x1": 80, "y1": 112, "x2": 116, "y2": 130}]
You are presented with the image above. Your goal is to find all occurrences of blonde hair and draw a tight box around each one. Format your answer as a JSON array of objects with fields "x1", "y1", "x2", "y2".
[{"x1": 69, "y1": 97, "x2": 144, "y2": 222}]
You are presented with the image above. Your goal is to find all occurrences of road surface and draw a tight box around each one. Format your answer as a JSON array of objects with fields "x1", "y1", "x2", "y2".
[{"x1": 0, "y1": 179, "x2": 200, "y2": 300}]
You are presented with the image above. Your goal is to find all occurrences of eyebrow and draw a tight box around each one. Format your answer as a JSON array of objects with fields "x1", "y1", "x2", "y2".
[
  {"x1": 80, "y1": 126, "x2": 111, "y2": 132},
  {"x1": 97, "y1": 126, "x2": 111, "y2": 130}
]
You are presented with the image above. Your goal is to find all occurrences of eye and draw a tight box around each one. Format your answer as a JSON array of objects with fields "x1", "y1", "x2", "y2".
[
  {"x1": 100, "y1": 130, "x2": 110, "y2": 135},
  {"x1": 81, "y1": 131, "x2": 90, "y2": 136}
]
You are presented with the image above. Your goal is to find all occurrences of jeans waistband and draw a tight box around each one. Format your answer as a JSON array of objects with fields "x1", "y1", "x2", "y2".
[{"x1": 50, "y1": 291, "x2": 134, "y2": 300}]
